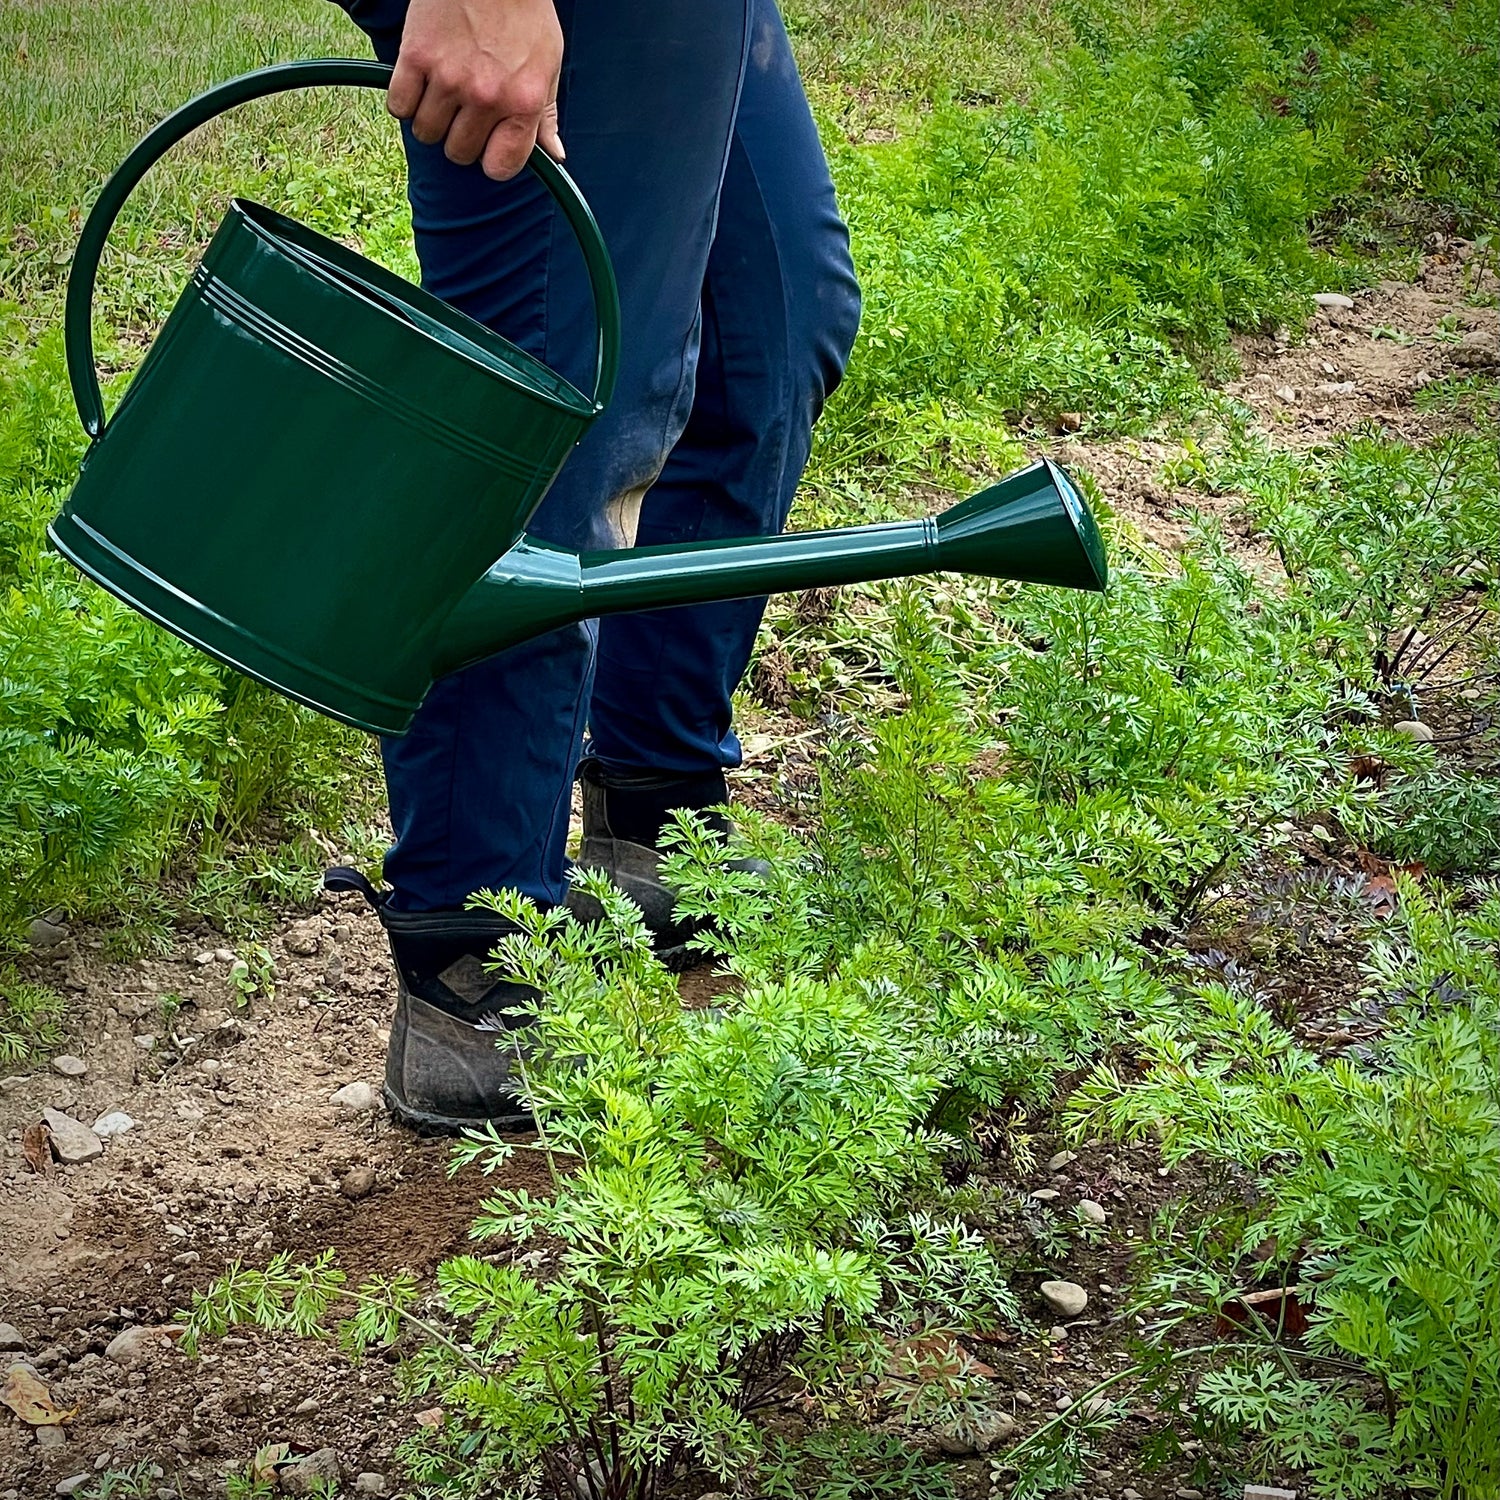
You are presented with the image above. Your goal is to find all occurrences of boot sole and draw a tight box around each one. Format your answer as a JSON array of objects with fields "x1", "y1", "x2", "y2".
[{"x1": 382, "y1": 1083, "x2": 534, "y2": 1138}]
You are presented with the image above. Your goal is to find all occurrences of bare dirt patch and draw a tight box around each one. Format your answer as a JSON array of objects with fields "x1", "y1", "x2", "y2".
[
  {"x1": 1223, "y1": 245, "x2": 1498, "y2": 447},
  {"x1": 0, "y1": 894, "x2": 550, "y2": 1498}
]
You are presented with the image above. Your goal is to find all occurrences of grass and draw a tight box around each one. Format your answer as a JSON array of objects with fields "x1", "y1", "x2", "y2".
[
  {"x1": 5, "y1": 0, "x2": 1500, "y2": 1493},
  {"x1": 0, "y1": 0, "x2": 1494, "y2": 981}
]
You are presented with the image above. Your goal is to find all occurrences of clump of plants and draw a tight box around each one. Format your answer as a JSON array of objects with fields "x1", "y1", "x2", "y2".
[
  {"x1": 1227, "y1": 426, "x2": 1500, "y2": 695},
  {"x1": 1066, "y1": 881, "x2": 1500, "y2": 1500},
  {"x1": 184, "y1": 874, "x2": 1019, "y2": 1500}
]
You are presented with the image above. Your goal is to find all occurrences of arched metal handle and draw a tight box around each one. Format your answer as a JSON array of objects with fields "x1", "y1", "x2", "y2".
[{"x1": 65, "y1": 58, "x2": 621, "y2": 439}]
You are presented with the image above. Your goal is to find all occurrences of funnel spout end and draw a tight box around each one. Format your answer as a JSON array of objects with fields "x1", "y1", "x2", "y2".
[{"x1": 934, "y1": 459, "x2": 1107, "y2": 593}]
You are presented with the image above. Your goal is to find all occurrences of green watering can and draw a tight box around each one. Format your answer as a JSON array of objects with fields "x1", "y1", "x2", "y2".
[{"x1": 50, "y1": 60, "x2": 1108, "y2": 738}]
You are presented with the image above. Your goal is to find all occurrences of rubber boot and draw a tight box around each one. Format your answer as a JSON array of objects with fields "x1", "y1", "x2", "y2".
[
  {"x1": 324, "y1": 869, "x2": 534, "y2": 1135},
  {"x1": 570, "y1": 759, "x2": 770, "y2": 959}
]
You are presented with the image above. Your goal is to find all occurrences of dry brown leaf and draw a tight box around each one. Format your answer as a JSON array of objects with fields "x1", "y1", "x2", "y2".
[
  {"x1": 20, "y1": 1122, "x2": 51, "y2": 1176},
  {"x1": 1364, "y1": 873, "x2": 1400, "y2": 916},
  {"x1": 250, "y1": 1443, "x2": 291, "y2": 1483},
  {"x1": 2, "y1": 1364, "x2": 77, "y2": 1426},
  {"x1": 414, "y1": 1406, "x2": 445, "y2": 1428}
]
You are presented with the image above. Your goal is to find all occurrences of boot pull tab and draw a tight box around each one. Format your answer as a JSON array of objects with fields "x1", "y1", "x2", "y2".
[{"x1": 323, "y1": 866, "x2": 388, "y2": 911}]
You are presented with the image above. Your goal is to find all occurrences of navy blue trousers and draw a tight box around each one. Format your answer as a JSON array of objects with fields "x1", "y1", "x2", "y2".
[{"x1": 333, "y1": 0, "x2": 861, "y2": 911}]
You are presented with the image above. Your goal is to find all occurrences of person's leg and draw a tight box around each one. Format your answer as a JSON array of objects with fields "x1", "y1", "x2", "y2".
[
  {"x1": 578, "y1": 0, "x2": 861, "y2": 904},
  {"x1": 336, "y1": 0, "x2": 753, "y2": 914},
  {"x1": 328, "y1": 0, "x2": 753, "y2": 1127}
]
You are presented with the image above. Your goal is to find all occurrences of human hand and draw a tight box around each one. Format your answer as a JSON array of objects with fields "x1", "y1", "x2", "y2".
[{"x1": 387, "y1": 0, "x2": 564, "y2": 181}]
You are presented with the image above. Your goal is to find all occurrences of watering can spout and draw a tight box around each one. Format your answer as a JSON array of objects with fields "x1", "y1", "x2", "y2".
[{"x1": 434, "y1": 458, "x2": 1108, "y2": 680}]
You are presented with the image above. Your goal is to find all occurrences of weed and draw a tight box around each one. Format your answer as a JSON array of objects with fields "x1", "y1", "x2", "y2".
[
  {"x1": 761, "y1": 1427, "x2": 957, "y2": 1500},
  {"x1": 0, "y1": 971, "x2": 66, "y2": 1064},
  {"x1": 1182, "y1": 426, "x2": 1500, "y2": 696},
  {"x1": 83, "y1": 1466, "x2": 161, "y2": 1500},
  {"x1": 1067, "y1": 882, "x2": 1500, "y2": 1498},
  {"x1": 227, "y1": 942, "x2": 275, "y2": 1009}
]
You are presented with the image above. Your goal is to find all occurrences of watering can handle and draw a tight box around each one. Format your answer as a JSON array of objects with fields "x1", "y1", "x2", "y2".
[{"x1": 65, "y1": 58, "x2": 621, "y2": 440}]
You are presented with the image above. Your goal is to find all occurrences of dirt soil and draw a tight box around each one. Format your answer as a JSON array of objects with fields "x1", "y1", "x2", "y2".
[
  {"x1": 2, "y1": 244, "x2": 1494, "y2": 1500},
  {"x1": 1054, "y1": 243, "x2": 1498, "y2": 571}
]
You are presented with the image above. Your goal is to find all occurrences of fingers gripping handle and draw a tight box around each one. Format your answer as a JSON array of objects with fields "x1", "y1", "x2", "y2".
[{"x1": 64, "y1": 58, "x2": 621, "y2": 439}]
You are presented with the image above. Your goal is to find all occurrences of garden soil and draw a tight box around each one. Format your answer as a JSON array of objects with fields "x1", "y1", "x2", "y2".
[{"x1": 2, "y1": 244, "x2": 1494, "y2": 1500}]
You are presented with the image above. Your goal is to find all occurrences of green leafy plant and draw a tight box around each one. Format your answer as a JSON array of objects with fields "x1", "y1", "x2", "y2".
[
  {"x1": 761, "y1": 1427, "x2": 957, "y2": 1500},
  {"x1": 0, "y1": 970, "x2": 65, "y2": 1063},
  {"x1": 1067, "y1": 881, "x2": 1500, "y2": 1499},
  {"x1": 1217, "y1": 427, "x2": 1500, "y2": 695},
  {"x1": 183, "y1": 875, "x2": 1018, "y2": 1499}
]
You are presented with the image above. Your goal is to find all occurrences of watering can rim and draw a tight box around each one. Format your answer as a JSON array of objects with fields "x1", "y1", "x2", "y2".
[
  {"x1": 223, "y1": 196, "x2": 599, "y2": 421},
  {"x1": 63, "y1": 57, "x2": 621, "y2": 442}
]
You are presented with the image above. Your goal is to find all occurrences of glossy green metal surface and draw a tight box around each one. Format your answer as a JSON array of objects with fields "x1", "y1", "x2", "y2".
[{"x1": 51, "y1": 65, "x2": 1108, "y2": 739}]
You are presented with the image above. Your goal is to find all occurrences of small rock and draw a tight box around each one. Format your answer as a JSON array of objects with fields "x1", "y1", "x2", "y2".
[
  {"x1": 28, "y1": 918, "x2": 69, "y2": 950},
  {"x1": 0, "y1": 1323, "x2": 26, "y2": 1352},
  {"x1": 1030, "y1": 1188, "x2": 1061, "y2": 1203},
  {"x1": 1393, "y1": 719, "x2": 1435, "y2": 742},
  {"x1": 55, "y1": 1479, "x2": 90, "y2": 1498},
  {"x1": 933, "y1": 1409, "x2": 1018, "y2": 1454},
  {"x1": 294, "y1": 1397, "x2": 320, "y2": 1416},
  {"x1": 1124, "y1": 1490, "x2": 1144, "y2": 1500},
  {"x1": 1040, "y1": 1280, "x2": 1089, "y2": 1318},
  {"x1": 1314, "y1": 292, "x2": 1354, "y2": 311},
  {"x1": 92, "y1": 1111, "x2": 136, "y2": 1140},
  {"x1": 134, "y1": 1034, "x2": 158, "y2": 1051},
  {"x1": 340, "y1": 1166, "x2": 377, "y2": 1201},
  {"x1": 1058, "y1": 411, "x2": 1083, "y2": 433},
  {"x1": 330, "y1": 1081, "x2": 377, "y2": 1113},
  {"x1": 214, "y1": 948, "x2": 236, "y2": 964},
  {"x1": 1274, "y1": 385, "x2": 1297, "y2": 403},
  {"x1": 105, "y1": 1325, "x2": 181, "y2": 1367},
  {"x1": 1050, "y1": 1324, "x2": 1069, "y2": 1341},
  {"x1": 41, "y1": 1108, "x2": 102, "y2": 1165},
  {"x1": 1245, "y1": 1489, "x2": 1298, "y2": 1500},
  {"x1": 192, "y1": 952, "x2": 215, "y2": 967},
  {"x1": 172, "y1": 1251, "x2": 200, "y2": 1266},
  {"x1": 1047, "y1": 1150, "x2": 1077, "y2": 1171},
  {"x1": 1014, "y1": 1390, "x2": 1034, "y2": 1406},
  {"x1": 1078, "y1": 1199, "x2": 1108, "y2": 1225},
  {"x1": 281, "y1": 1447, "x2": 341, "y2": 1495},
  {"x1": 35, "y1": 1424, "x2": 67, "y2": 1450},
  {"x1": 50, "y1": 1055, "x2": 87, "y2": 1078},
  {"x1": 354, "y1": 1479, "x2": 388, "y2": 1498},
  {"x1": 1454, "y1": 331, "x2": 1497, "y2": 368},
  {"x1": 1176, "y1": 1491, "x2": 1205, "y2": 1499},
  {"x1": 1055, "y1": 1394, "x2": 1072, "y2": 1410},
  {"x1": 284, "y1": 923, "x2": 323, "y2": 958}
]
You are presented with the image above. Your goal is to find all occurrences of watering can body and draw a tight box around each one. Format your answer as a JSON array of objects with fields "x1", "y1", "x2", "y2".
[
  {"x1": 55, "y1": 196, "x2": 600, "y2": 734},
  {"x1": 52, "y1": 61, "x2": 1108, "y2": 739}
]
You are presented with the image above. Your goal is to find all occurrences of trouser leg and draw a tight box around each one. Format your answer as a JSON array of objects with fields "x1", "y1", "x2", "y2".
[
  {"x1": 331, "y1": 0, "x2": 753, "y2": 911},
  {"x1": 585, "y1": 0, "x2": 861, "y2": 782}
]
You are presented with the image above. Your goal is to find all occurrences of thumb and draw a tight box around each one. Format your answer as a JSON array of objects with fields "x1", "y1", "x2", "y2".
[{"x1": 536, "y1": 102, "x2": 565, "y2": 162}]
